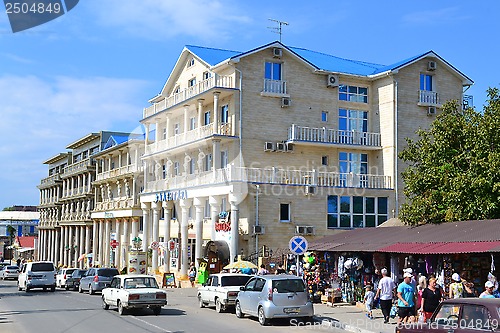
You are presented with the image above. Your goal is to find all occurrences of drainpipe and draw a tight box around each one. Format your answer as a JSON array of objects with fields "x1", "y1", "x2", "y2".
[
  {"x1": 233, "y1": 67, "x2": 243, "y2": 168},
  {"x1": 394, "y1": 79, "x2": 399, "y2": 217},
  {"x1": 255, "y1": 184, "x2": 259, "y2": 258}
]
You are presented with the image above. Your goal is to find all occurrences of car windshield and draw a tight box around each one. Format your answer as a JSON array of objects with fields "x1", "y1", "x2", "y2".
[
  {"x1": 124, "y1": 277, "x2": 158, "y2": 289},
  {"x1": 7, "y1": 266, "x2": 18, "y2": 270},
  {"x1": 220, "y1": 275, "x2": 252, "y2": 287},
  {"x1": 31, "y1": 263, "x2": 55, "y2": 272},
  {"x1": 272, "y1": 279, "x2": 306, "y2": 293},
  {"x1": 74, "y1": 270, "x2": 87, "y2": 277},
  {"x1": 98, "y1": 269, "x2": 119, "y2": 277}
]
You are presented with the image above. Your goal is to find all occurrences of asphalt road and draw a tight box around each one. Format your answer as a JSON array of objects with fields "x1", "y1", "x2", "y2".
[{"x1": 0, "y1": 279, "x2": 344, "y2": 333}]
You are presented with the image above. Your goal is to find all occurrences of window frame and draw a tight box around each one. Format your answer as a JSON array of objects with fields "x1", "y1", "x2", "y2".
[
  {"x1": 279, "y1": 203, "x2": 291, "y2": 222},
  {"x1": 327, "y1": 195, "x2": 388, "y2": 229},
  {"x1": 339, "y1": 84, "x2": 368, "y2": 103},
  {"x1": 420, "y1": 73, "x2": 433, "y2": 91},
  {"x1": 321, "y1": 111, "x2": 328, "y2": 122}
]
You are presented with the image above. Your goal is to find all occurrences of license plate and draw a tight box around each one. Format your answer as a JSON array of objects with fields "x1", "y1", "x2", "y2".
[
  {"x1": 140, "y1": 294, "x2": 154, "y2": 300},
  {"x1": 284, "y1": 307, "x2": 300, "y2": 314}
]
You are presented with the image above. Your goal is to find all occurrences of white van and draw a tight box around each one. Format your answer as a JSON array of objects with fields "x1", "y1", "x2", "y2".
[{"x1": 18, "y1": 261, "x2": 56, "y2": 292}]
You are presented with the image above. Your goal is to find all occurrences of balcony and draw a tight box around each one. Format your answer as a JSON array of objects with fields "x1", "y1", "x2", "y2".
[
  {"x1": 261, "y1": 79, "x2": 287, "y2": 96},
  {"x1": 96, "y1": 164, "x2": 141, "y2": 181},
  {"x1": 288, "y1": 124, "x2": 381, "y2": 149},
  {"x1": 38, "y1": 173, "x2": 61, "y2": 189},
  {"x1": 94, "y1": 198, "x2": 137, "y2": 211},
  {"x1": 62, "y1": 186, "x2": 92, "y2": 199},
  {"x1": 418, "y1": 90, "x2": 439, "y2": 106},
  {"x1": 145, "y1": 166, "x2": 392, "y2": 192},
  {"x1": 62, "y1": 158, "x2": 95, "y2": 178},
  {"x1": 145, "y1": 122, "x2": 233, "y2": 155},
  {"x1": 144, "y1": 75, "x2": 235, "y2": 119}
]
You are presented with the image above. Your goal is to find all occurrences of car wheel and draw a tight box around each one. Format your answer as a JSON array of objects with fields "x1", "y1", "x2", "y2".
[
  {"x1": 215, "y1": 298, "x2": 223, "y2": 313},
  {"x1": 102, "y1": 296, "x2": 109, "y2": 310},
  {"x1": 235, "y1": 301, "x2": 244, "y2": 318},
  {"x1": 25, "y1": 286, "x2": 30, "y2": 292},
  {"x1": 198, "y1": 295, "x2": 205, "y2": 308},
  {"x1": 152, "y1": 306, "x2": 161, "y2": 315},
  {"x1": 258, "y1": 307, "x2": 269, "y2": 326},
  {"x1": 78, "y1": 285, "x2": 83, "y2": 293},
  {"x1": 89, "y1": 285, "x2": 95, "y2": 295},
  {"x1": 117, "y1": 300, "x2": 126, "y2": 315},
  {"x1": 65, "y1": 285, "x2": 69, "y2": 291},
  {"x1": 43, "y1": 287, "x2": 47, "y2": 291},
  {"x1": 51, "y1": 286, "x2": 55, "y2": 292}
]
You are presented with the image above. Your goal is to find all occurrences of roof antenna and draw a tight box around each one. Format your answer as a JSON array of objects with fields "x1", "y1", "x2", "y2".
[{"x1": 268, "y1": 18, "x2": 288, "y2": 42}]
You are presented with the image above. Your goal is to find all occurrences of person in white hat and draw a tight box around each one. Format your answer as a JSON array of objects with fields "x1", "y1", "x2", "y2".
[
  {"x1": 375, "y1": 268, "x2": 396, "y2": 324},
  {"x1": 397, "y1": 272, "x2": 416, "y2": 324},
  {"x1": 449, "y1": 273, "x2": 465, "y2": 299},
  {"x1": 479, "y1": 281, "x2": 496, "y2": 298}
]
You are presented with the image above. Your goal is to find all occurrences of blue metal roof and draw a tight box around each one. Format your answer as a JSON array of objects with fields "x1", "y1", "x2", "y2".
[
  {"x1": 103, "y1": 134, "x2": 143, "y2": 150},
  {"x1": 185, "y1": 45, "x2": 241, "y2": 66}
]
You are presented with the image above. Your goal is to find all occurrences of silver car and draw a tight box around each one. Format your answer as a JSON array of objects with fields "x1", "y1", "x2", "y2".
[
  {"x1": 79, "y1": 267, "x2": 119, "y2": 294},
  {"x1": 235, "y1": 274, "x2": 314, "y2": 325}
]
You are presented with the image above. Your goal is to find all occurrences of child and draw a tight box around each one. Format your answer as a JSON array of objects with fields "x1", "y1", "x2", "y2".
[{"x1": 364, "y1": 285, "x2": 375, "y2": 319}]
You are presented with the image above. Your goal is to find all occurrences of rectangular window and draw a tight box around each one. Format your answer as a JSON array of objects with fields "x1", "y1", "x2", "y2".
[
  {"x1": 221, "y1": 151, "x2": 228, "y2": 168},
  {"x1": 279, "y1": 203, "x2": 290, "y2": 222},
  {"x1": 327, "y1": 196, "x2": 388, "y2": 229},
  {"x1": 190, "y1": 117, "x2": 196, "y2": 130},
  {"x1": 203, "y1": 71, "x2": 211, "y2": 80},
  {"x1": 339, "y1": 85, "x2": 368, "y2": 103},
  {"x1": 220, "y1": 198, "x2": 227, "y2": 213},
  {"x1": 189, "y1": 158, "x2": 196, "y2": 174},
  {"x1": 420, "y1": 74, "x2": 433, "y2": 91},
  {"x1": 173, "y1": 161, "x2": 179, "y2": 176},
  {"x1": 339, "y1": 109, "x2": 368, "y2": 132},
  {"x1": 187, "y1": 58, "x2": 195, "y2": 67},
  {"x1": 204, "y1": 199, "x2": 210, "y2": 218},
  {"x1": 162, "y1": 164, "x2": 167, "y2": 179},
  {"x1": 321, "y1": 156, "x2": 328, "y2": 166},
  {"x1": 204, "y1": 153, "x2": 212, "y2": 171},
  {"x1": 204, "y1": 111, "x2": 210, "y2": 126},
  {"x1": 221, "y1": 105, "x2": 229, "y2": 123},
  {"x1": 264, "y1": 62, "x2": 282, "y2": 80},
  {"x1": 174, "y1": 123, "x2": 180, "y2": 135},
  {"x1": 321, "y1": 111, "x2": 328, "y2": 122},
  {"x1": 188, "y1": 78, "x2": 196, "y2": 87},
  {"x1": 162, "y1": 128, "x2": 167, "y2": 140}
]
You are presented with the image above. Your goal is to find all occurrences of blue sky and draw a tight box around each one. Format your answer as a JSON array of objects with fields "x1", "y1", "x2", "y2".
[{"x1": 1, "y1": 0, "x2": 499, "y2": 210}]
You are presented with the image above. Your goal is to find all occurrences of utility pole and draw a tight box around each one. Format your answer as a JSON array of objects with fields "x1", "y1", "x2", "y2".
[{"x1": 268, "y1": 18, "x2": 289, "y2": 42}]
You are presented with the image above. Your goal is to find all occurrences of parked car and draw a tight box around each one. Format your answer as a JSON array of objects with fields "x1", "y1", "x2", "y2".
[
  {"x1": 17, "y1": 261, "x2": 56, "y2": 292},
  {"x1": 198, "y1": 273, "x2": 252, "y2": 312},
  {"x1": 56, "y1": 268, "x2": 78, "y2": 288},
  {"x1": 0, "y1": 265, "x2": 19, "y2": 280},
  {"x1": 79, "y1": 267, "x2": 119, "y2": 294},
  {"x1": 65, "y1": 269, "x2": 87, "y2": 291},
  {"x1": 101, "y1": 274, "x2": 167, "y2": 315},
  {"x1": 235, "y1": 274, "x2": 314, "y2": 325},
  {"x1": 395, "y1": 298, "x2": 500, "y2": 333}
]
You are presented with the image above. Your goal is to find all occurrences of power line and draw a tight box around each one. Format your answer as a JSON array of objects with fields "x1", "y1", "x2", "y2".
[{"x1": 267, "y1": 18, "x2": 289, "y2": 42}]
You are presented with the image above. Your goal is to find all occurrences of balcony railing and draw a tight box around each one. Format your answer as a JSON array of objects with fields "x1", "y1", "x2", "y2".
[
  {"x1": 288, "y1": 124, "x2": 381, "y2": 148},
  {"x1": 146, "y1": 122, "x2": 232, "y2": 155},
  {"x1": 145, "y1": 166, "x2": 391, "y2": 192},
  {"x1": 94, "y1": 198, "x2": 137, "y2": 211},
  {"x1": 144, "y1": 75, "x2": 235, "y2": 118},
  {"x1": 262, "y1": 79, "x2": 287, "y2": 95},
  {"x1": 39, "y1": 174, "x2": 61, "y2": 188},
  {"x1": 419, "y1": 90, "x2": 439, "y2": 105},
  {"x1": 96, "y1": 164, "x2": 140, "y2": 181},
  {"x1": 62, "y1": 186, "x2": 92, "y2": 198},
  {"x1": 62, "y1": 158, "x2": 94, "y2": 177}
]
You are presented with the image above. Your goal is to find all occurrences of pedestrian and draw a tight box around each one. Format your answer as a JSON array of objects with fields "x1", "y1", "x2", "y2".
[
  {"x1": 419, "y1": 277, "x2": 442, "y2": 322},
  {"x1": 364, "y1": 285, "x2": 375, "y2": 319},
  {"x1": 16, "y1": 258, "x2": 21, "y2": 267},
  {"x1": 188, "y1": 262, "x2": 196, "y2": 287},
  {"x1": 397, "y1": 272, "x2": 416, "y2": 324},
  {"x1": 416, "y1": 275, "x2": 427, "y2": 313},
  {"x1": 479, "y1": 281, "x2": 496, "y2": 298},
  {"x1": 449, "y1": 273, "x2": 471, "y2": 299},
  {"x1": 257, "y1": 264, "x2": 269, "y2": 275},
  {"x1": 374, "y1": 268, "x2": 396, "y2": 324},
  {"x1": 289, "y1": 265, "x2": 297, "y2": 275},
  {"x1": 275, "y1": 263, "x2": 286, "y2": 274}
]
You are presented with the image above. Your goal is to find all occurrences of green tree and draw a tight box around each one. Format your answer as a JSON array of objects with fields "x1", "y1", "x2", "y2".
[{"x1": 399, "y1": 88, "x2": 500, "y2": 225}]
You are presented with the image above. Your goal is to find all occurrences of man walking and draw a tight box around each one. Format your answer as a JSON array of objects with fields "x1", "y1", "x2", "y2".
[
  {"x1": 397, "y1": 272, "x2": 416, "y2": 324},
  {"x1": 375, "y1": 268, "x2": 396, "y2": 323}
]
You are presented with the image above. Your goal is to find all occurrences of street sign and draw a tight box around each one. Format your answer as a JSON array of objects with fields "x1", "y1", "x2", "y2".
[
  {"x1": 168, "y1": 240, "x2": 176, "y2": 251},
  {"x1": 289, "y1": 236, "x2": 308, "y2": 255},
  {"x1": 110, "y1": 240, "x2": 119, "y2": 249},
  {"x1": 151, "y1": 241, "x2": 159, "y2": 250}
]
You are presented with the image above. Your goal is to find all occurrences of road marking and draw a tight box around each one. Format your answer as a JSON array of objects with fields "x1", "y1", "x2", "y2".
[{"x1": 130, "y1": 315, "x2": 173, "y2": 333}]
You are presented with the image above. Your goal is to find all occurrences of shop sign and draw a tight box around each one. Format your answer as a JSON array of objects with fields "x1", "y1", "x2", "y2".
[
  {"x1": 104, "y1": 212, "x2": 114, "y2": 218},
  {"x1": 155, "y1": 190, "x2": 188, "y2": 202}
]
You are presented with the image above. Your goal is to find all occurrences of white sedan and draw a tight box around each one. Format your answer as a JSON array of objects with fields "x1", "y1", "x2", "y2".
[
  {"x1": 0, "y1": 265, "x2": 19, "y2": 280},
  {"x1": 101, "y1": 274, "x2": 167, "y2": 315}
]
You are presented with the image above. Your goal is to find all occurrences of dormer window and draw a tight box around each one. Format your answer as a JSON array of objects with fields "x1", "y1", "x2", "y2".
[
  {"x1": 188, "y1": 78, "x2": 196, "y2": 87},
  {"x1": 203, "y1": 71, "x2": 211, "y2": 80},
  {"x1": 187, "y1": 58, "x2": 195, "y2": 67}
]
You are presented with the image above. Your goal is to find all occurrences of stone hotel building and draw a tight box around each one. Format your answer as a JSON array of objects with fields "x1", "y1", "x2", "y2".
[{"x1": 38, "y1": 41, "x2": 472, "y2": 276}]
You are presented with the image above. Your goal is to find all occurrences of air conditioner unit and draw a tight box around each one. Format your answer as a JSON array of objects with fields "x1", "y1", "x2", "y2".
[
  {"x1": 428, "y1": 61, "x2": 437, "y2": 71},
  {"x1": 273, "y1": 47, "x2": 283, "y2": 58},
  {"x1": 276, "y1": 142, "x2": 286, "y2": 152},
  {"x1": 281, "y1": 97, "x2": 291, "y2": 107},
  {"x1": 427, "y1": 106, "x2": 436, "y2": 116},
  {"x1": 295, "y1": 226, "x2": 306, "y2": 234},
  {"x1": 285, "y1": 142, "x2": 294, "y2": 152},
  {"x1": 327, "y1": 74, "x2": 339, "y2": 88},
  {"x1": 253, "y1": 225, "x2": 265, "y2": 235},
  {"x1": 264, "y1": 141, "x2": 276, "y2": 151},
  {"x1": 304, "y1": 185, "x2": 316, "y2": 195}
]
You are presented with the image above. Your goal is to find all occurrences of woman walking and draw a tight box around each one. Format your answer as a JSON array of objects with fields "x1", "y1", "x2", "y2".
[{"x1": 419, "y1": 277, "x2": 442, "y2": 322}]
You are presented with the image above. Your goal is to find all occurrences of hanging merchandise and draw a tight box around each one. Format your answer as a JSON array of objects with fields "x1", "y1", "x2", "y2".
[
  {"x1": 338, "y1": 255, "x2": 345, "y2": 277},
  {"x1": 491, "y1": 254, "x2": 496, "y2": 273},
  {"x1": 390, "y1": 256, "x2": 398, "y2": 282}
]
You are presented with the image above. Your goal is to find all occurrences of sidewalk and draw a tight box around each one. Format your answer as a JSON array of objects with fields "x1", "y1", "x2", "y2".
[{"x1": 314, "y1": 302, "x2": 395, "y2": 333}]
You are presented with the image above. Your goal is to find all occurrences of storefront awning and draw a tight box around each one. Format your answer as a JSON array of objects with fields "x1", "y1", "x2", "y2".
[
  {"x1": 378, "y1": 241, "x2": 500, "y2": 254},
  {"x1": 17, "y1": 247, "x2": 35, "y2": 253}
]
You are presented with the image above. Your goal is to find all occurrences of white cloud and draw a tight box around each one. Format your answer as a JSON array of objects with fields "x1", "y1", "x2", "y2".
[
  {"x1": 89, "y1": 0, "x2": 251, "y2": 41},
  {"x1": 0, "y1": 74, "x2": 148, "y2": 208}
]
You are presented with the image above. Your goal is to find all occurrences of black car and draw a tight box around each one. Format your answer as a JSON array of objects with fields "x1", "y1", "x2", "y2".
[{"x1": 65, "y1": 269, "x2": 87, "y2": 291}]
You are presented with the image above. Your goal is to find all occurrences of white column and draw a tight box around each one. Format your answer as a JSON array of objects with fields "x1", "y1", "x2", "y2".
[
  {"x1": 144, "y1": 123, "x2": 150, "y2": 142},
  {"x1": 209, "y1": 196, "x2": 222, "y2": 241},
  {"x1": 67, "y1": 226, "x2": 73, "y2": 267},
  {"x1": 229, "y1": 202, "x2": 239, "y2": 264},
  {"x1": 74, "y1": 226, "x2": 80, "y2": 267},
  {"x1": 162, "y1": 202, "x2": 172, "y2": 273},
  {"x1": 213, "y1": 92, "x2": 220, "y2": 133},
  {"x1": 79, "y1": 226, "x2": 85, "y2": 269},
  {"x1": 55, "y1": 229, "x2": 60, "y2": 267},
  {"x1": 131, "y1": 218, "x2": 139, "y2": 248},
  {"x1": 194, "y1": 198, "x2": 204, "y2": 269},
  {"x1": 141, "y1": 203, "x2": 151, "y2": 252},
  {"x1": 104, "y1": 220, "x2": 111, "y2": 267},
  {"x1": 85, "y1": 225, "x2": 91, "y2": 266},
  {"x1": 122, "y1": 219, "x2": 130, "y2": 269},
  {"x1": 115, "y1": 220, "x2": 121, "y2": 269},
  {"x1": 183, "y1": 105, "x2": 189, "y2": 138},
  {"x1": 151, "y1": 202, "x2": 160, "y2": 272},
  {"x1": 197, "y1": 99, "x2": 204, "y2": 130},
  {"x1": 92, "y1": 222, "x2": 98, "y2": 267},
  {"x1": 179, "y1": 198, "x2": 192, "y2": 277},
  {"x1": 60, "y1": 227, "x2": 66, "y2": 266},
  {"x1": 98, "y1": 220, "x2": 104, "y2": 266}
]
